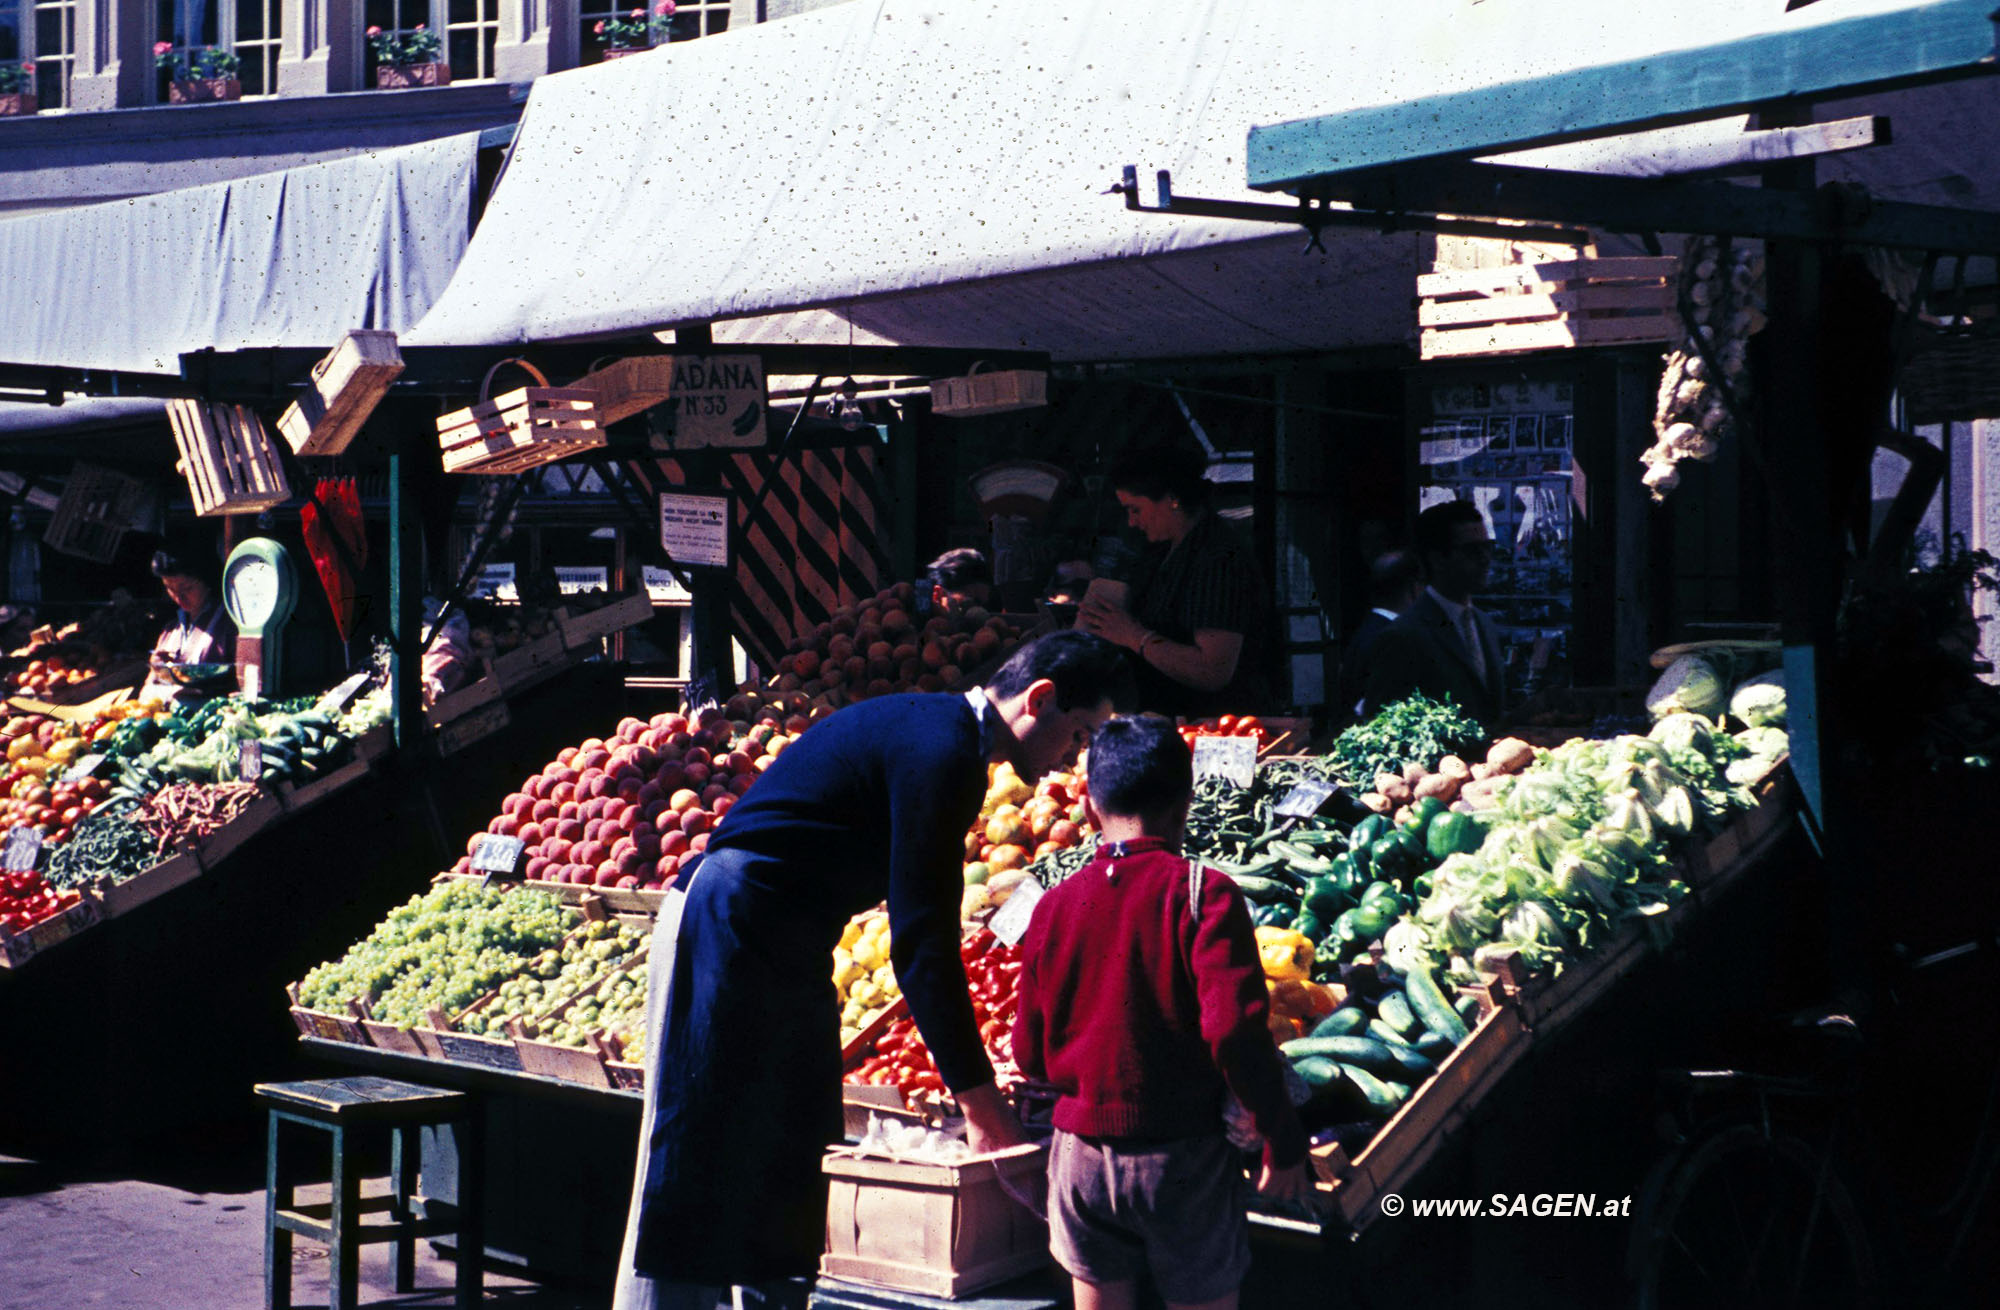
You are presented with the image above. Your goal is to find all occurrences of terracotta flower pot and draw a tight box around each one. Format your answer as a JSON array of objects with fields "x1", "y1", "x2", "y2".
[
  {"x1": 602, "y1": 47, "x2": 650, "y2": 61},
  {"x1": 169, "y1": 77, "x2": 240, "y2": 104},
  {"x1": 0, "y1": 92, "x2": 36, "y2": 116},
  {"x1": 376, "y1": 61, "x2": 451, "y2": 89}
]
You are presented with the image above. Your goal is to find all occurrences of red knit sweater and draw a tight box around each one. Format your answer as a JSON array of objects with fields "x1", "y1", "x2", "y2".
[{"x1": 1011, "y1": 838, "x2": 1307, "y2": 1169}]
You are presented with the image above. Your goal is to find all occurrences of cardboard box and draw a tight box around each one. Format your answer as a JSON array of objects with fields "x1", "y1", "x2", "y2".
[{"x1": 821, "y1": 1142, "x2": 1049, "y2": 1298}]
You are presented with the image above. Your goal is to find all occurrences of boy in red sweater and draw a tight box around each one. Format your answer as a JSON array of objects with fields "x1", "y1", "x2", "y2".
[{"x1": 1012, "y1": 716, "x2": 1310, "y2": 1310}]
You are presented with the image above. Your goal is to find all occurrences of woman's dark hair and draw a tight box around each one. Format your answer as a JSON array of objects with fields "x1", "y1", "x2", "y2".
[
  {"x1": 1086, "y1": 715, "x2": 1192, "y2": 818},
  {"x1": 150, "y1": 546, "x2": 218, "y2": 587},
  {"x1": 926, "y1": 548, "x2": 992, "y2": 593},
  {"x1": 985, "y1": 630, "x2": 1137, "y2": 713},
  {"x1": 1106, "y1": 445, "x2": 1211, "y2": 510}
]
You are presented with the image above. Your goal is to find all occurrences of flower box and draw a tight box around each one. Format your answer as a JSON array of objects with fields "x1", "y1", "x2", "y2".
[
  {"x1": 169, "y1": 76, "x2": 241, "y2": 104},
  {"x1": 602, "y1": 47, "x2": 651, "y2": 61},
  {"x1": 0, "y1": 92, "x2": 35, "y2": 117},
  {"x1": 376, "y1": 61, "x2": 450, "y2": 89}
]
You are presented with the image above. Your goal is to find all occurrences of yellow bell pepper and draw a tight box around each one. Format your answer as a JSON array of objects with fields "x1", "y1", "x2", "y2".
[
  {"x1": 1255, "y1": 926, "x2": 1314, "y2": 982},
  {"x1": 1269, "y1": 977, "x2": 1341, "y2": 1022}
]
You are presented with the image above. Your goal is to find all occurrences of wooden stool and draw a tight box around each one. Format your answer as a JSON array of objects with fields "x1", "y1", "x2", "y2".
[{"x1": 255, "y1": 1076, "x2": 483, "y2": 1310}]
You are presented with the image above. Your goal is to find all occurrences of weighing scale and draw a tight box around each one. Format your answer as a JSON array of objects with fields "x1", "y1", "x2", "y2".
[{"x1": 223, "y1": 538, "x2": 299, "y2": 701}]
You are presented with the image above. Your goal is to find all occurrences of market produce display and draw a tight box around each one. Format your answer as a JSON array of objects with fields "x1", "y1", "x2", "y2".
[
  {"x1": 462, "y1": 917, "x2": 649, "y2": 1045},
  {"x1": 743, "y1": 582, "x2": 1032, "y2": 715},
  {"x1": 1178, "y1": 715, "x2": 1268, "y2": 750},
  {"x1": 3, "y1": 596, "x2": 159, "y2": 700},
  {"x1": 106, "y1": 695, "x2": 351, "y2": 796},
  {"x1": 960, "y1": 760, "x2": 1090, "y2": 922},
  {"x1": 457, "y1": 707, "x2": 783, "y2": 891},
  {"x1": 844, "y1": 927, "x2": 1022, "y2": 1104},
  {"x1": 595, "y1": 965, "x2": 650, "y2": 1063},
  {"x1": 1, "y1": 868, "x2": 85, "y2": 932},
  {"x1": 294, "y1": 880, "x2": 580, "y2": 1027},
  {"x1": 836, "y1": 906, "x2": 904, "y2": 1047}
]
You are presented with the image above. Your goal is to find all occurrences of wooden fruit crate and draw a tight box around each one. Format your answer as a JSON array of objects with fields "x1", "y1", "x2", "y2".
[
  {"x1": 275, "y1": 755, "x2": 372, "y2": 816},
  {"x1": 96, "y1": 849, "x2": 204, "y2": 918},
  {"x1": 360, "y1": 1019, "x2": 428, "y2": 1055},
  {"x1": 165, "y1": 399, "x2": 293, "y2": 516},
  {"x1": 1313, "y1": 1000, "x2": 1530, "y2": 1231},
  {"x1": 556, "y1": 592, "x2": 656, "y2": 650},
  {"x1": 433, "y1": 699, "x2": 512, "y2": 759},
  {"x1": 43, "y1": 463, "x2": 155, "y2": 563},
  {"x1": 821, "y1": 1142, "x2": 1050, "y2": 1298},
  {"x1": 287, "y1": 985, "x2": 371, "y2": 1045},
  {"x1": 437, "y1": 360, "x2": 603, "y2": 475},
  {"x1": 195, "y1": 792, "x2": 284, "y2": 868},
  {"x1": 425, "y1": 660, "x2": 504, "y2": 726},
  {"x1": 1417, "y1": 256, "x2": 1677, "y2": 360},
  {"x1": 930, "y1": 368, "x2": 1048, "y2": 418},
  {"x1": 0, "y1": 892, "x2": 104, "y2": 969},
  {"x1": 277, "y1": 330, "x2": 405, "y2": 456},
  {"x1": 842, "y1": 995, "x2": 911, "y2": 1069},
  {"x1": 576, "y1": 355, "x2": 678, "y2": 426},
  {"x1": 490, "y1": 629, "x2": 572, "y2": 692},
  {"x1": 422, "y1": 1000, "x2": 525, "y2": 1072}
]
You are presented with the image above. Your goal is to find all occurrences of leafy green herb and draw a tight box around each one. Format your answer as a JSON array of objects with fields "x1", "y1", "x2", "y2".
[{"x1": 1327, "y1": 694, "x2": 1486, "y2": 785}]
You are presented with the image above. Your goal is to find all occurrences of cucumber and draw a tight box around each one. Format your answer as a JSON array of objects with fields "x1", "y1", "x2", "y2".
[
  {"x1": 1414, "y1": 1031, "x2": 1458, "y2": 1061},
  {"x1": 1376, "y1": 990, "x2": 1423, "y2": 1040},
  {"x1": 1367, "y1": 1018, "x2": 1413, "y2": 1048},
  {"x1": 1232, "y1": 875, "x2": 1295, "y2": 903},
  {"x1": 1310, "y1": 1007, "x2": 1369, "y2": 1038},
  {"x1": 1338, "y1": 1063, "x2": 1411, "y2": 1116},
  {"x1": 1282, "y1": 1035, "x2": 1404, "y2": 1076},
  {"x1": 1293, "y1": 1056, "x2": 1342, "y2": 1092},
  {"x1": 1403, "y1": 962, "x2": 1470, "y2": 1045},
  {"x1": 1380, "y1": 1042, "x2": 1438, "y2": 1080},
  {"x1": 1455, "y1": 994, "x2": 1482, "y2": 1026}
]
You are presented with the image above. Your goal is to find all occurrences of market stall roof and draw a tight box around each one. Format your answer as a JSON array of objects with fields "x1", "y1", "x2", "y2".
[
  {"x1": 403, "y1": 0, "x2": 2000, "y2": 364},
  {"x1": 0, "y1": 130, "x2": 481, "y2": 437}
]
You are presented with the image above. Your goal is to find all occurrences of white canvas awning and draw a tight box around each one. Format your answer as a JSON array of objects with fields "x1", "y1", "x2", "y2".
[
  {"x1": 405, "y1": 0, "x2": 1996, "y2": 363},
  {"x1": 0, "y1": 131, "x2": 481, "y2": 377}
]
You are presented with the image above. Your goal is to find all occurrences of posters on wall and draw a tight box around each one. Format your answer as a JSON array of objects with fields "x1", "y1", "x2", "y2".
[{"x1": 1418, "y1": 377, "x2": 1576, "y2": 703}]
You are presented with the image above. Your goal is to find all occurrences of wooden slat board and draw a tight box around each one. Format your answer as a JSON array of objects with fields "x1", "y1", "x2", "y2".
[
  {"x1": 1418, "y1": 254, "x2": 1677, "y2": 360},
  {"x1": 278, "y1": 330, "x2": 405, "y2": 457},
  {"x1": 437, "y1": 385, "x2": 605, "y2": 475},
  {"x1": 166, "y1": 399, "x2": 293, "y2": 515}
]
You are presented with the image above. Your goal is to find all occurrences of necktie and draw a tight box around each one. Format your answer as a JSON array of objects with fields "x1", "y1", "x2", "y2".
[{"x1": 1459, "y1": 607, "x2": 1487, "y2": 683}]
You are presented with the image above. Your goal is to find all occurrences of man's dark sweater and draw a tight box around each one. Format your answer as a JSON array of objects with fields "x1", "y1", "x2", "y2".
[{"x1": 1012, "y1": 837, "x2": 1306, "y2": 1168}]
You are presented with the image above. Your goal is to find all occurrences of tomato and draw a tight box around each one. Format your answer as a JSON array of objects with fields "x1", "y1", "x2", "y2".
[
  {"x1": 1235, "y1": 716, "x2": 1263, "y2": 737},
  {"x1": 1216, "y1": 714, "x2": 1237, "y2": 733}
]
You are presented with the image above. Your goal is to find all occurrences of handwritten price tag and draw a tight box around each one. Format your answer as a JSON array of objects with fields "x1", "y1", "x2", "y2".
[
  {"x1": 238, "y1": 739, "x2": 264, "y2": 783},
  {"x1": 1274, "y1": 779, "x2": 1339, "y2": 818},
  {"x1": 472, "y1": 834, "x2": 526, "y2": 881},
  {"x1": 2, "y1": 825, "x2": 43, "y2": 873},
  {"x1": 1191, "y1": 737, "x2": 1257, "y2": 789},
  {"x1": 987, "y1": 876, "x2": 1045, "y2": 947}
]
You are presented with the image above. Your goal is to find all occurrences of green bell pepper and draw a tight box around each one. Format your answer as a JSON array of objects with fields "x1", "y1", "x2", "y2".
[
  {"x1": 1303, "y1": 876, "x2": 1351, "y2": 921},
  {"x1": 1426, "y1": 811, "x2": 1486, "y2": 862}
]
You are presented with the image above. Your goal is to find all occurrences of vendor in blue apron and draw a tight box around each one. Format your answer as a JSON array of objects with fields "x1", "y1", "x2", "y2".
[{"x1": 615, "y1": 631, "x2": 1135, "y2": 1310}]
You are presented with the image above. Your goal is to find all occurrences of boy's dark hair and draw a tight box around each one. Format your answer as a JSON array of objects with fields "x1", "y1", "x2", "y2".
[
  {"x1": 1106, "y1": 444, "x2": 1211, "y2": 510},
  {"x1": 1086, "y1": 715, "x2": 1192, "y2": 818},
  {"x1": 926, "y1": 547, "x2": 992, "y2": 592},
  {"x1": 985, "y1": 630, "x2": 1137, "y2": 713},
  {"x1": 151, "y1": 546, "x2": 217, "y2": 586},
  {"x1": 1414, "y1": 500, "x2": 1486, "y2": 569}
]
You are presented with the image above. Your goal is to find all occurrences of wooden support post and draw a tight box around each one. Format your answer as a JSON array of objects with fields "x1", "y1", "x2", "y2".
[{"x1": 390, "y1": 442, "x2": 425, "y2": 754}]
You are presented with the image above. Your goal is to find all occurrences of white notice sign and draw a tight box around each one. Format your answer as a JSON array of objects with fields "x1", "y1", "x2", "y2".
[
  {"x1": 659, "y1": 493, "x2": 731, "y2": 570},
  {"x1": 473, "y1": 562, "x2": 517, "y2": 600},
  {"x1": 643, "y1": 566, "x2": 694, "y2": 604},
  {"x1": 555, "y1": 566, "x2": 609, "y2": 595},
  {"x1": 648, "y1": 355, "x2": 767, "y2": 451}
]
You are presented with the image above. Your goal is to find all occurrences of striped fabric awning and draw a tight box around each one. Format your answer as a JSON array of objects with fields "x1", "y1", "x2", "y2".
[{"x1": 630, "y1": 447, "x2": 893, "y2": 671}]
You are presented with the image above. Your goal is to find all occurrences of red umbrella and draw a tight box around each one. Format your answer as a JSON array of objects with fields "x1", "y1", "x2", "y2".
[{"x1": 300, "y1": 477, "x2": 369, "y2": 644}]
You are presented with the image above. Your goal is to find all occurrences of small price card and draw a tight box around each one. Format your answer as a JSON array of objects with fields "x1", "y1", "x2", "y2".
[
  {"x1": 1191, "y1": 736, "x2": 1257, "y2": 789},
  {"x1": 63, "y1": 754, "x2": 108, "y2": 783},
  {"x1": 2, "y1": 825, "x2": 44, "y2": 873},
  {"x1": 987, "y1": 876, "x2": 1046, "y2": 947},
  {"x1": 472, "y1": 834, "x2": 526, "y2": 881},
  {"x1": 238, "y1": 739, "x2": 264, "y2": 783},
  {"x1": 1274, "y1": 779, "x2": 1339, "y2": 818}
]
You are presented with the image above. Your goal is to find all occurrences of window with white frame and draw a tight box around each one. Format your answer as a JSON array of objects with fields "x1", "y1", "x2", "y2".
[
  {"x1": 578, "y1": 0, "x2": 728, "y2": 67},
  {"x1": 442, "y1": 0, "x2": 497, "y2": 82},
  {"x1": 154, "y1": 0, "x2": 280, "y2": 96},
  {"x1": 25, "y1": 0, "x2": 74, "y2": 107}
]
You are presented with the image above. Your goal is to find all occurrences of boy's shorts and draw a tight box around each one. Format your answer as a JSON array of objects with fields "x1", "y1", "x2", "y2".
[{"x1": 1045, "y1": 1129, "x2": 1250, "y2": 1303}]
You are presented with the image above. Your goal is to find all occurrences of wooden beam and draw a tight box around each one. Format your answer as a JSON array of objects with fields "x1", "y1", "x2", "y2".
[
  {"x1": 1516, "y1": 115, "x2": 1890, "y2": 180},
  {"x1": 1247, "y1": 0, "x2": 1997, "y2": 190},
  {"x1": 1319, "y1": 160, "x2": 2000, "y2": 253}
]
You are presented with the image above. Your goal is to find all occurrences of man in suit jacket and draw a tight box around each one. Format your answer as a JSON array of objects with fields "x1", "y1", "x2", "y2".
[
  {"x1": 1340, "y1": 550, "x2": 1422, "y2": 722},
  {"x1": 1361, "y1": 502, "x2": 1507, "y2": 726}
]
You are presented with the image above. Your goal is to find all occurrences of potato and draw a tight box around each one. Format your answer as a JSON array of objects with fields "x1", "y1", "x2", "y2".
[
  {"x1": 1413, "y1": 772, "x2": 1461, "y2": 803},
  {"x1": 1402, "y1": 761, "x2": 1428, "y2": 787},
  {"x1": 1359, "y1": 792, "x2": 1394, "y2": 815},
  {"x1": 1486, "y1": 737, "x2": 1536, "y2": 775},
  {"x1": 1438, "y1": 755, "x2": 1471, "y2": 781}
]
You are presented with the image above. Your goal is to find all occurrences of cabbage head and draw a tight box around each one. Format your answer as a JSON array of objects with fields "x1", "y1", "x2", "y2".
[
  {"x1": 1729, "y1": 671, "x2": 1787, "y2": 729},
  {"x1": 1650, "y1": 712, "x2": 1717, "y2": 758},
  {"x1": 1735, "y1": 725, "x2": 1790, "y2": 760},
  {"x1": 1646, "y1": 654, "x2": 1727, "y2": 720}
]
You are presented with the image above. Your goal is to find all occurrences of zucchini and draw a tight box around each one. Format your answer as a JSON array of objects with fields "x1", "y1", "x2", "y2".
[
  {"x1": 1402, "y1": 962, "x2": 1470, "y2": 1045},
  {"x1": 1455, "y1": 994, "x2": 1482, "y2": 1026},
  {"x1": 1380, "y1": 1042, "x2": 1438, "y2": 1081},
  {"x1": 1338, "y1": 1063, "x2": 1411, "y2": 1116},
  {"x1": 1367, "y1": 1018, "x2": 1413, "y2": 1048},
  {"x1": 1231, "y1": 875, "x2": 1295, "y2": 903},
  {"x1": 1376, "y1": 990, "x2": 1423, "y2": 1040},
  {"x1": 1282, "y1": 1035, "x2": 1404, "y2": 1076},
  {"x1": 1310, "y1": 1007, "x2": 1369, "y2": 1038}
]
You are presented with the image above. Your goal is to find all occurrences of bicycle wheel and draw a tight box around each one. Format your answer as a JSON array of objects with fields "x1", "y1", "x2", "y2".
[{"x1": 1631, "y1": 1123, "x2": 1878, "y2": 1310}]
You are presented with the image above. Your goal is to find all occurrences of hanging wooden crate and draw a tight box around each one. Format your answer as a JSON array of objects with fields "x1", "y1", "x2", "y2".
[
  {"x1": 1418, "y1": 256, "x2": 1677, "y2": 360},
  {"x1": 42, "y1": 463, "x2": 155, "y2": 563},
  {"x1": 437, "y1": 358, "x2": 604, "y2": 474},
  {"x1": 578, "y1": 355, "x2": 678, "y2": 426},
  {"x1": 165, "y1": 398, "x2": 292, "y2": 516},
  {"x1": 277, "y1": 329, "x2": 405, "y2": 457},
  {"x1": 930, "y1": 366, "x2": 1047, "y2": 418}
]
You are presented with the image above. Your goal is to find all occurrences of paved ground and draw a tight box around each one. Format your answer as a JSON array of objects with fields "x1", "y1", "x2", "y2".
[{"x1": 0, "y1": 1153, "x2": 600, "y2": 1309}]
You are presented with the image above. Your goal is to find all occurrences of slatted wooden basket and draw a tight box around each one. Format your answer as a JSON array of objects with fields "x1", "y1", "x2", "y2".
[
  {"x1": 1418, "y1": 256, "x2": 1677, "y2": 360},
  {"x1": 165, "y1": 399, "x2": 293, "y2": 516},
  {"x1": 42, "y1": 463, "x2": 155, "y2": 563},
  {"x1": 277, "y1": 329, "x2": 405, "y2": 456},
  {"x1": 437, "y1": 358, "x2": 605, "y2": 474}
]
